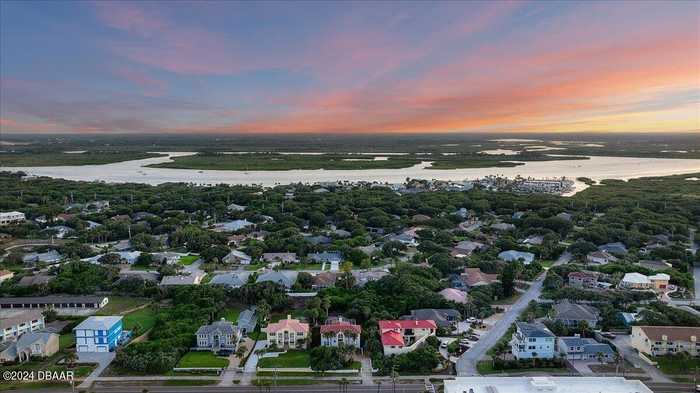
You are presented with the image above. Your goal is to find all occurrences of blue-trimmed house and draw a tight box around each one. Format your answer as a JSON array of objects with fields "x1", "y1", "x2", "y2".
[{"x1": 74, "y1": 316, "x2": 123, "y2": 352}]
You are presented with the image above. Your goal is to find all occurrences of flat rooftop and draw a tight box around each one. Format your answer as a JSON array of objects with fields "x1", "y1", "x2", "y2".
[{"x1": 443, "y1": 377, "x2": 652, "y2": 393}]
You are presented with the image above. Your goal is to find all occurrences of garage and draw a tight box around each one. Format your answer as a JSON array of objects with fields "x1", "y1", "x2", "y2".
[
  {"x1": 77, "y1": 345, "x2": 88, "y2": 352},
  {"x1": 96, "y1": 345, "x2": 108, "y2": 352}
]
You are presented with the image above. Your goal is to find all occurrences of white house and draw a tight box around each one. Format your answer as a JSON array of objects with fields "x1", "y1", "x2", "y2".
[
  {"x1": 498, "y1": 250, "x2": 535, "y2": 265},
  {"x1": 510, "y1": 322, "x2": 555, "y2": 360},
  {"x1": 222, "y1": 250, "x2": 252, "y2": 265},
  {"x1": 320, "y1": 317, "x2": 361, "y2": 348},
  {"x1": 443, "y1": 377, "x2": 652, "y2": 393},
  {"x1": 0, "y1": 211, "x2": 25, "y2": 226},
  {"x1": 0, "y1": 310, "x2": 45, "y2": 342},
  {"x1": 74, "y1": 316, "x2": 123, "y2": 352}
]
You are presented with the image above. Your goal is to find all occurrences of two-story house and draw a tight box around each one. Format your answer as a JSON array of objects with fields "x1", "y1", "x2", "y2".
[
  {"x1": 631, "y1": 326, "x2": 700, "y2": 356},
  {"x1": 320, "y1": 317, "x2": 361, "y2": 348},
  {"x1": 195, "y1": 319, "x2": 240, "y2": 352},
  {"x1": 0, "y1": 332, "x2": 59, "y2": 363},
  {"x1": 379, "y1": 320, "x2": 437, "y2": 356},
  {"x1": 510, "y1": 322, "x2": 556, "y2": 360},
  {"x1": 0, "y1": 310, "x2": 45, "y2": 342},
  {"x1": 557, "y1": 335, "x2": 615, "y2": 361},
  {"x1": 74, "y1": 316, "x2": 123, "y2": 352},
  {"x1": 567, "y1": 271, "x2": 599, "y2": 289},
  {"x1": 264, "y1": 315, "x2": 309, "y2": 349}
]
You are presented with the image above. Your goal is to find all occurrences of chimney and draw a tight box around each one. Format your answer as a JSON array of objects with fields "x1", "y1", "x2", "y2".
[
  {"x1": 574, "y1": 333, "x2": 580, "y2": 338},
  {"x1": 692, "y1": 336, "x2": 697, "y2": 342},
  {"x1": 287, "y1": 314, "x2": 291, "y2": 320},
  {"x1": 662, "y1": 334, "x2": 668, "y2": 341}
]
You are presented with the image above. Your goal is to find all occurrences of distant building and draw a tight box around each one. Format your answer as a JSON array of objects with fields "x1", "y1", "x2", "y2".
[
  {"x1": 264, "y1": 316, "x2": 309, "y2": 349},
  {"x1": 443, "y1": 377, "x2": 652, "y2": 393},
  {"x1": 498, "y1": 250, "x2": 535, "y2": 265},
  {"x1": 262, "y1": 252, "x2": 299, "y2": 265},
  {"x1": 160, "y1": 274, "x2": 203, "y2": 286},
  {"x1": 308, "y1": 251, "x2": 343, "y2": 264},
  {"x1": 22, "y1": 250, "x2": 62, "y2": 265},
  {"x1": 0, "y1": 295, "x2": 108, "y2": 316},
  {"x1": 631, "y1": 326, "x2": 700, "y2": 356},
  {"x1": 379, "y1": 320, "x2": 436, "y2": 356},
  {"x1": 212, "y1": 219, "x2": 254, "y2": 232},
  {"x1": 439, "y1": 288, "x2": 469, "y2": 304},
  {"x1": 567, "y1": 271, "x2": 599, "y2": 288},
  {"x1": 320, "y1": 317, "x2": 361, "y2": 348},
  {"x1": 210, "y1": 272, "x2": 249, "y2": 288},
  {"x1": 0, "y1": 310, "x2": 45, "y2": 342},
  {"x1": 74, "y1": 316, "x2": 124, "y2": 352},
  {"x1": 256, "y1": 271, "x2": 297, "y2": 289},
  {"x1": 618, "y1": 272, "x2": 669, "y2": 291},
  {"x1": 0, "y1": 211, "x2": 25, "y2": 226},
  {"x1": 237, "y1": 308, "x2": 257, "y2": 336},
  {"x1": 460, "y1": 268, "x2": 499, "y2": 288},
  {"x1": 491, "y1": 222, "x2": 515, "y2": 232},
  {"x1": 598, "y1": 242, "x2": 628, "y2": 255},
  {"x1": 451, "y1": 241, "x2": 486, "y2": 258},
  {"x1": 16, "y1": 274, "x2": 53, "y2": 287},
  {"x1": 586, "y1": 251, "x2": 618, "y2": 265},
  {"x1": 551, "y1": 300, "x2": 600, "y2": 328},
  {"x1": 312, "y1": 272, "x2": 337, "y2": 290},
  {"x1": 227, "y1": 203, "x2": 246, "y2": 212},
  {"x1": 0, "y1": 270, "x2": 14, "y2": 284},
  {"x1": 510, "y1": 322, "x2": 555, "y2": 360},
  {"x1": 222, "y1": 250, "x2": 252, "y2": 265},
  {"x1": 195, "y1": 319, "x2": 240, "y2": 352}
]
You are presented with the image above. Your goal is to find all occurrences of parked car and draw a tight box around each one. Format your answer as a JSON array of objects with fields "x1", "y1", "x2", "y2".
[
  {"x1": 466, "y1": 317, "x2": 477, "y2": 323},
  {"x1": 602, "y1": 332, "x2": 616, "y2": 339},
  {"x1": 440, "y1": 342, "x2": 448, "y2": 349}
]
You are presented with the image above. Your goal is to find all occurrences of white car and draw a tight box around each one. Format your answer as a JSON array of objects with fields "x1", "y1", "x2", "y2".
[
  {"x1": 440, "y1": 342, "x2": 448, "y2": 348},
  {"x1": 466, "y1": 317, "x2": 477, "y2": 323}
]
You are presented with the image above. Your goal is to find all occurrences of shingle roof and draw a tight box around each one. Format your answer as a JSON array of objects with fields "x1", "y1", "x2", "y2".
[
  {"x1": 379, "y1": 320, "x2": 437, "y2": 330},
  {"x1": 196, "y1": 319, "x2": 237, "y2": 336},
  {"x1": 74, "y1": 316, "x2": 122, "y2": 331},
  {"x1": 553, "y1": 301, "x2": 600, "y2": 321},
  {"x1": 516, "y1": 322, "x2": 554, "y2": 338},
  {"x1": 637, "y1": 326, "x2": 700, "y2": 342}
]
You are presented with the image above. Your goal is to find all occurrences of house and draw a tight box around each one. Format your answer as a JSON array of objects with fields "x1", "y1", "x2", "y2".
[
  {"x1": 512, "y1": 211, "x2": 526, "y2": 220},
  {"x1": 568, "y1": 271, "x2": 598, "y2": 288},
  {"x1": 598, "y1": 242, "x2": 628, "y2": 255},
  {"x1": 510, "y1": 322, "x2": 555, "y2": 360},
  {"x1": 551, "y1": 300, "x2": 600, "y2": 328},
  {"x1": 43, "y1": 225, "x2": 75, "y2": 239},
  {"x1": 195, "y1": 318, "x2": 240, "y2": 352},
  {"x1": 312, "y1": 272, "x2": 337, "y2": 289},
  {"x1": 521, "y1": 235, "x2": 544, "y2": 246},
  {"x1": 557, "y1": 336, "x2": 614, "y2": 361},
  {"x1": 222, "y1": 250, "x2": 252, "y2": 265},
  {"x1": 227, "y1": 203, "x2": 246, "y2": 212},
  {"x1": 401, "y1": 309, "x2": 461, "y2": 329},
  {"x1": 586, "y1": 251, "x2": 618, "y2": 265},
  {"x1": 210, "y1": 272, "x2": 249, "y2": 288},
  {"x1": 451, "y1": 241, "x2": 486, "y2": 258},
  {"x1": 490, "y1": 222, "x2": 515, "y2": 231},
  {"x1": 353, "y1": 270, "x2": 389, "y2": 287},
  {"x1": 379, "y1": 320, "x2": 437, "y2": 355},
  {"x1": 439, "y1": 288, "x2": 469, "y2": 304},
  {"x1": 556, "y1": 212, "x2": 573, "y2": 221},
  {"x1": 388, "y1": 233, "x2": 419, "y2": 247},
  {"x1": 460, "y1": 268, "x2": 499, "y2": 288},
  {"x1": 0, "y1": 270, "x2": 14, "y2": 283},
  {"x1": 0, "y1": 211, "x2": 25, "y2": 226},
  {"x1": 237, "y1": 307, "x2": 257, "y2": 336},
  {"x1": 320, "y1": 317, "x2": 361, "y2": 348},
  {"x1": 631, "y1": 326, "x2": 700, "y2": 356},
  {"x1": 308, "y1": 251, "x2": 343, "y2": 264},
  {"x1": 305, "y1": 235, "x2": 332, "y2": 245},
  {"x1": 264, "y1": 315, "x2": 310, "y2": 349},
  {"x1": 109, "y1": 214, "x2": 131, "y2": 223},
  {"x1": 160, "y1": 274, "x2": 203, "y2": 286},
  {"x1": 212, "y1": 219, "x2": 254, "y2": 232},
  {"x1": 332, "y1": 229, "x2": 352, "y2": 238},
  {"x1": 498, "y1": 250, "x2": 535, "y2": 265},
  {"x1": 262, "y1": 252, "x2": 299, "y2": 265},
  {"x1": 22, "y1": 250, "x2": 62, "y2": 265},
  {"x1": 443, "y1": 377, "x2": 652, "y2": 393},
  {"x1": 16, "y1": 274, "x2": 53, "y2": 287},
  {"x1": 152, "y1": 252, "x2": 184, "y2": 265},
  {"x1": 618, "y1": 272, "x2": 669, "y2": 291},
  {"x1": 256, "y1": 271, "x2": 297, "y2": 289},
  {"x1": 74, "y1": 316, "x2": 124, "y2": 352},
  {"x1": 0, "y1": 310, "x2": 45, "y2": 342},
  {"x1": 636, "y1": 260, "x2": 672, "y2": 271},
  {"x1": 0, "y1": 332, "x2": 59, "y2": 363},
  {"x1": 411, "y1": 214, "x2": 431, "y2": 223}
]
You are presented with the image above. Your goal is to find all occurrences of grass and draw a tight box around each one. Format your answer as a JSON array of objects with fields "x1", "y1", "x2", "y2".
[
  {"x1": 221, "y1": 307, "x2": 242, "y2": 322},
  {"x1": 257, "y1": 350, "x2": 310, "y2": 369},
  {"x1": 0, "y1": 381, "x2": 72, "y2": 391},
  {"x1": 248, "y1": 330, "x2": 267, "y2": 340},
  {"x1": 122, "y1": 306, "x2": 157, "y2": 332},
  {"x1": 476, "y1": 361, "x2": 569, "y2": 375},
  {"x1": 653, "y1": 356, "x2": 700, "y2": 375},
  {"x1": 283, "y1": 263, "x2": 323, "y2": 271},
  {"x1": 244, "y1": 263, "x2": 268, "y2": 271},
  {"x1": 59, "y1": 334, "x2": 75, "y2": 350},
  {"x1": 540, "y1": 260, "x2": 555, "y2": 268},
  {"x1": 0, "y1": 151, "x2": 164, "y2": 167},
  {"x1": 95, "y1": 296, "x2": 150, "y2": 315},
  {"x1": 177, "y1": 351, "x2": 230, "y2": 368},
  {"x1": 178, "y1": 255, "x2": 199, "y2": 265}
]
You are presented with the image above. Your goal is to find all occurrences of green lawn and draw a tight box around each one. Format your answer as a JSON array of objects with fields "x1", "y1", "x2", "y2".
[
  {"x1": 95, "y1": 296, "x2": 150, "y2": 315},
  {"x1": 654, "y1": 356, "x2": 700, "y2": 375},
  {"x1": 248, "y1": 330, "x2": 267, "y2": 341},
  {"x1": 178, "y1": 255, "x2": 199, "y2": 265},
  {"x1": 59, "y1": 334, "x2": 75, "y2": 350},
  {"x1": 540, "y1": 260, "x2": 555, "y2": 268},
  {"x1": 283, "y1": 263, "x2": 322, "y2": 271},
  {"x1": 257, "y1": 350, "x2": 310, "y2": 369},
  {"x1": 221, "y1": 307, "x2": 242, "y2": 322},
  {"x1": 122, "y1": 306, "x2": 157, "y2": 332},
  {"x1": 177, "y1": 352, "x2": 230, "y2": 368},
  {"x1": 476, "y1": 361, "x2": 569, "y2": 375},
  {"x1": 244, "y1": 263, "x2": 268, "y2": 271}
]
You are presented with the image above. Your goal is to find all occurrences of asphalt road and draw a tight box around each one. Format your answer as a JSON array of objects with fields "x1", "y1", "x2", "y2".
[
  {"x1": 645, "y1": 382, "x2": 697, "y2": 393},
  {"x1": 23, "y1": 383, "x2": 427, "y2": 393}
]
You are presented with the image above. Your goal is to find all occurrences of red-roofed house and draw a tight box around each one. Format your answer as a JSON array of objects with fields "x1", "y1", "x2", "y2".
[
  {"x1": 264, "y1": 315, "x2": 310, "y2": 349},
  {"x1": 378, "y1": 320, "x2": 436, "y2": 355},
  {"x1": 320, "y1": 317, "x2": 361, "y2": 348}
]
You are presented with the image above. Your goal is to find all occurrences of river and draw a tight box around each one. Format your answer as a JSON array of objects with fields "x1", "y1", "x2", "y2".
[{"x1": 3, "y1": 152, "x2": 700, "y2": 194}]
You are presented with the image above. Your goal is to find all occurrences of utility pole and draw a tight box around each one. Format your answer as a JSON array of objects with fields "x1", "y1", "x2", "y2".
[{"x1": 391, "y1": 365, "x2": 398, "y2": 393}]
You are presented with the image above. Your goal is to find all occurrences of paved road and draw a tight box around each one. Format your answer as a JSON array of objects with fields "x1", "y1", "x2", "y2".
[
  {"x1": 455, "y1": 250, "x2": 570, "y2": 376},
  {"x1": 77, "y1": 352, "x2": 116, "y2": 389},
  {"x1": 645, "y1": 382, "x2": 697, "y2": 393},
  {"x1": 611, "y1": 335, "x2": 672, "y2": 383},
  {"x1": 19, "y1": 384, "x2": 428, "y2": 393}
]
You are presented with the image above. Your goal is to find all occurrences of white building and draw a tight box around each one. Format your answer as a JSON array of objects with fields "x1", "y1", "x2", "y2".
[
  {"x1": 498, "y1": 250, "x2": 535, "y2": 265},
  {"x1": 379, "y1": 320, "x2": 436, "y2": 356},
  {"x1": 510, "y1": 322, "x2": 555, "y2": 360},
  {"x1": 0, "y1": 310, "x2": 45, "y2": 342},
  {"x1": 443, "y1": 377, "x2": 652, "y2": 393},
  {"x1": 0, "y1": 211, "x2": 25, "y2": 226},
  {"x1": 631, "y1": 325, "x2": 700, "y2": 356}
]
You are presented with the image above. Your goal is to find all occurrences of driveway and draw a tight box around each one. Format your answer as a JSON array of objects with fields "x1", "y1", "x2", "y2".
[
  {"x1": 611, "y1": 335, "x2": 671, "y2": 383},
  {"x1": 239, "y1": 340, "x2": 268, "y2": 386},
  {"x1": 77, "y1": 352, "x2": 116, "y2": 389}
]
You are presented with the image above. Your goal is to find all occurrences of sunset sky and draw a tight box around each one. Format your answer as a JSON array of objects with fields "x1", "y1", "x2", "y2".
[{"x1": 1, "y1": 0, "x2": 698, "y2": 134}]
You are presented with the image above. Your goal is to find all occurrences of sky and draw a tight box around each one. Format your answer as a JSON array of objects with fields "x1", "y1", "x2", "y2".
[{"x1": 0, "y1": 0, "x2": 698, "y2": 135}]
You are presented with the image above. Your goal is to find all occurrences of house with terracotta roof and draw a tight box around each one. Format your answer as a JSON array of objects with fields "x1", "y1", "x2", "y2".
[
  {"x1": 312, "y1": 272, "x2": 337, "y2": 289},
  {"x1": 460, "y1": 268, "x2": 499, "y2": 288},
  {"x1": 264, "y1": 315, "x2": 310, "y2": 349},
  {"x1": 631, "y1": 326, "x2": 700, "y2": 356},
  {"x1": 320, "y1": 317, "x2": 361, "y2": 348},
  {"x1": 378, "y1": 319, "x2": 437, "y2": 356},
  {"x1": 0, "y1": 270, "x2": 14, "y2": 284}
]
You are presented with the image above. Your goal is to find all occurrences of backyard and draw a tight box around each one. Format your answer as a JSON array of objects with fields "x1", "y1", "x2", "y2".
[{"x1": 178, "y1": 255, "x2": 199, "y2": 265}]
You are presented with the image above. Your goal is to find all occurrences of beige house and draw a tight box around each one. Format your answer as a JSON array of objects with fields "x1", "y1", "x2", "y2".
[
  {"x1": 631, "y1": 326, "x2": 700, "y2": 356},
  {"x1": 264, "y1": 316, "x2": 309, "y2": 349},
  {"x1": 619, "y1": 273, "x2": 669, "y2": 291},
  {"x1": 0, "y1": 332, "x2": 59, "y2": 363}
]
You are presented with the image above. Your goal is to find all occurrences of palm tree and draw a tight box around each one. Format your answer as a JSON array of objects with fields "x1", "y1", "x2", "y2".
[{"x1": 321, "y1": 296, "x2": 331, "y2": 318}]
